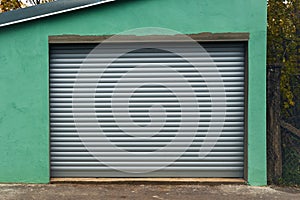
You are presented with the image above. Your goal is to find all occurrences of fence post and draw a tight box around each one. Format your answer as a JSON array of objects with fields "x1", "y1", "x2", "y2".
[{"x1": 267, "y1": 66, "x2": 282, "y2": 183}]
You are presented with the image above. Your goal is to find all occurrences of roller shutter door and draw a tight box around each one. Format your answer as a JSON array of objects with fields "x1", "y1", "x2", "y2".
[{"x1": 50, "y1": 42, "x2": 245, "y2": 178}]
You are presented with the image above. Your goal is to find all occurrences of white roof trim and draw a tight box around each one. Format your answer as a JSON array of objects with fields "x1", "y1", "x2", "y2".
[{"x1": 0, "y1": 0, "x2": 115, "y2": 28}]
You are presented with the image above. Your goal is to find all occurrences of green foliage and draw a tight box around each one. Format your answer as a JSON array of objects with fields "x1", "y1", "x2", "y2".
[
  {"x1": 0, "y1": 0, "x2": 22, "y2": 12},
  {"x1": 268, "y1": 0, "x2": 300, "y2": 117},
  {"x1": 0, "y1": 0, "x2": 54, "y2": 13}
]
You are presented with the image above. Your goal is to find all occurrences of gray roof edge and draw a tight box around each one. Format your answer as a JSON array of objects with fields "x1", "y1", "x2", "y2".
[{"x1": 0, "y1": 0, "x2": 115, "y2": 28}]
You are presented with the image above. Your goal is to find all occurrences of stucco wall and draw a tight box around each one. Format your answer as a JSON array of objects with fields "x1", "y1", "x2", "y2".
[{"x1": 0, "y1": 0, "x2": 267, "y2": 185}]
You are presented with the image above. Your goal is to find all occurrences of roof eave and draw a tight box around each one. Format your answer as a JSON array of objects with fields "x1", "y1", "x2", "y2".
[{"x1": 0, "y1": 0, "x2": 115, "y2": 28}]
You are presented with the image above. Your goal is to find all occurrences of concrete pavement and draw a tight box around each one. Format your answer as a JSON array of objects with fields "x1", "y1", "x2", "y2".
[{"x1": 0, "y1": 183, "x2": 299, "y2": 200}]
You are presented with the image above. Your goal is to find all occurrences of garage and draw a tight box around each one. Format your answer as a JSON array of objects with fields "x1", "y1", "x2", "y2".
[
  {"x1": 49, "y1": 40, "x2": 246, "y2": 178},
  {"x1": 0, "y1": 0, "x2": 267, "y2": 185}
]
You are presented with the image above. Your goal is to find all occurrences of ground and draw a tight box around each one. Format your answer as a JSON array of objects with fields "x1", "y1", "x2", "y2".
[{"x1": 0, "y1": 184, "x2": 299, "y2": 200}]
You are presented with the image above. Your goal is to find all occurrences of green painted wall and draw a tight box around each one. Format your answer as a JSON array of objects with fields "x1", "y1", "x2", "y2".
[{"x1": 0, "y1": 0, "x2": 267, "y2": 185}]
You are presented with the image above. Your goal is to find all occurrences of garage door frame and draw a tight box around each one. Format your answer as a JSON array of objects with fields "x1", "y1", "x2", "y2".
[{"x1": 48, "y1": 32, "x2": 249, "y2": 181}]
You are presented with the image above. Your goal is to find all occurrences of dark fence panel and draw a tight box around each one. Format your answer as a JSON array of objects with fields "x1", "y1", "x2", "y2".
[{"x1": 281, "y1": 124, "x2": 300, "y2": 185}]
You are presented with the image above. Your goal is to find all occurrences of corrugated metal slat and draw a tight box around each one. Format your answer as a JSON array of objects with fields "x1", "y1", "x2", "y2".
[{"x1": 50, "y1": 42, "x2": 245, "y2": 178}]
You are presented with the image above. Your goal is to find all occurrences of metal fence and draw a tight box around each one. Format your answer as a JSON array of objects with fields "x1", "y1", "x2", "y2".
[
  {"x1": 281, "y1": 124, "x2": 300, "y2": 185},
  {"x1": 267, "y1": 67, "x2": 300, "y2": 185}
]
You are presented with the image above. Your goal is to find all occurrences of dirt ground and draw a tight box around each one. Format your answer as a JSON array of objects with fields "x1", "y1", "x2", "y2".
[{"x1": 0, "y1": 183, "x2": 299, "y2": 200}]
